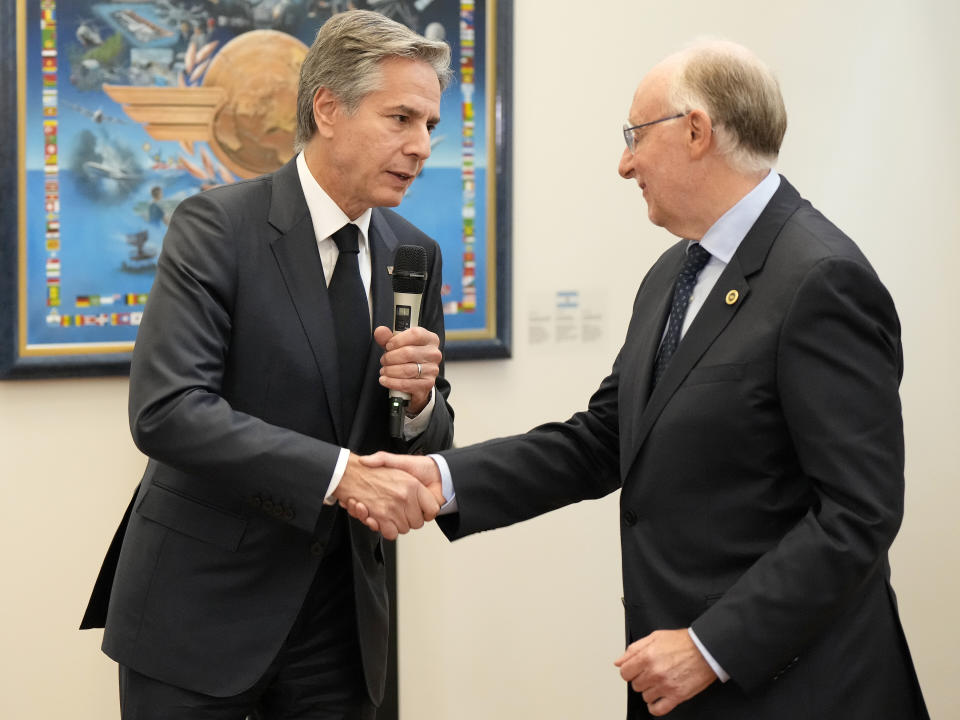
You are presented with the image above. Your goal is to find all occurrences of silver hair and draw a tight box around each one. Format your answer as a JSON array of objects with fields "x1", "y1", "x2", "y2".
[
  {"x1": 667, "y1": 40, "x2": 787, "y2": 174},
  {"x1": 294, "y1": 9, "x2": 452, "y2": 151}
]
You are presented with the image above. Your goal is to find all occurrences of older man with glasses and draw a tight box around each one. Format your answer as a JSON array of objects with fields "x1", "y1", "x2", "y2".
[{"x1": 350, "y1": 39, "x2": 930, "y2": 719}]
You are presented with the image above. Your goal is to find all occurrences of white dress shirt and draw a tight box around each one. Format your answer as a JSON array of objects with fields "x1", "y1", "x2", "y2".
[{"x1": 295, "y1": 153, "x2": 435, "y2": 502}]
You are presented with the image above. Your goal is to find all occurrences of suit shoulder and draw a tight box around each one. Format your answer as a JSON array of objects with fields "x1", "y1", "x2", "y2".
[
  {"x1": 165, "y1": 176, "x2": 274, "y2": 244},
  {"x1": 767, "y1": 201, "x2": 896, "y2": 321},
  {"x1": 160, "y1": 173, "x2": 270, "y2": 228},
  {"x1": 781, "y1": 201, "x2": 872, "y2": 270},
  {"x1": 186, "y1": 174, "x2": 273, "y2": 211}
]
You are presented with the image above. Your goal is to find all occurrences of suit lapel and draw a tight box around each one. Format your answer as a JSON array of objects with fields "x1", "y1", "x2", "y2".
[
  {"x1": 631, "y1": 259, "x2": 751, "y2": 456},
  {"x1": 368, "y1": 210, "x2": 399, "y2": 339},
  {"x1": 635, "y1": 249, "x2": 685, "y2": 402},
  {"x1": 348, "y1": 209, "x2": 400, "y2": 447},
  {"x1": 268, "y1": 159, "x2": 345, "y2": 441},
  {"x1": 622, "y1": 176, "x2": 805, "y2": 477},
  {"x1": 617, "y1": 245, "x2": 684, "y2": 475}
]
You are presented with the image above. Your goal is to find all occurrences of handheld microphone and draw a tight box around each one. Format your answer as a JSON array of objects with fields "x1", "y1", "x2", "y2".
[{"x1": 389, "y1": 244, "x2": 428, "y2": 438}]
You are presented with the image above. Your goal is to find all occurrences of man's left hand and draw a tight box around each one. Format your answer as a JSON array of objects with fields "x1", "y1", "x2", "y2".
[
  {"x1": 614, "y1": 628, "x2": 717, "y2": 717},
  {"x1": 375, "y1": 325, "x2": 440, "y2": 415}
]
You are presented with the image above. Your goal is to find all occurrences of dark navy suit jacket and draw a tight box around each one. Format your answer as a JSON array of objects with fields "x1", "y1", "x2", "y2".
[
  {"x1": 437, "y1": 177, "x2": 927, "y2": 719},
  {"x1": 81, "y1": 158, "x2": 454, "y2": 704}
]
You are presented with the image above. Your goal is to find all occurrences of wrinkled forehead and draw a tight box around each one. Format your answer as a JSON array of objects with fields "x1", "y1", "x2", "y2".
[{"x1": 628, "y1": 60, "x2": 678, "y2": 121}]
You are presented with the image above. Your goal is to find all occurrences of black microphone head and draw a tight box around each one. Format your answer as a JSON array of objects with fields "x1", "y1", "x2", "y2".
[{"x1": 392, "y1": 245, "x2": 428, "y2": 293}]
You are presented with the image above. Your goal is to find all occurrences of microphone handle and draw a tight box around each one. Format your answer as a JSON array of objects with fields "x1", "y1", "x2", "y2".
[
  {"x1": 390, "y1": 291, "x2": 424, "y2": 400},
  {"x1": 388, "y1": 290, "x2": 424, "y2": 438},
  {"x1": 392, "y1": 291, "x2": 424, "y2": 333}
]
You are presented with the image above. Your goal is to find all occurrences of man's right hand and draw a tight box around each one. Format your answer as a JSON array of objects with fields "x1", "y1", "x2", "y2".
[
  {"x1": 333, "y1": 454, "x2": 440, "y2": 540},
  {"x1": 342, "y1": 453, "x2": 445, "y2": 533}
]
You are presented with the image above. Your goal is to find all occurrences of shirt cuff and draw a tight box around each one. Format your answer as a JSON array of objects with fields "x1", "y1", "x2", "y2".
[
  {"x1": 401, "y1": 386, "x2": 436, "y2": 439},
  {"x1": 688, "y1": 627, "x2": 729, "y2": 683},
  {"x1": 323, "y1": 448, "x2": 351, "y2": 505},
  {"x1": 429, "y1": 453, "x2": 458, "y2": 514}
]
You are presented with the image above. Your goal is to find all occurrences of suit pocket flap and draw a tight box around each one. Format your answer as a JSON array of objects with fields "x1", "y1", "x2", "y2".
[{"x1": 137, "y1": 482, "x2": 246, "y2": 551}]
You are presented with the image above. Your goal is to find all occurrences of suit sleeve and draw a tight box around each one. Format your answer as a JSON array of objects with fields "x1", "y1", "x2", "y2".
[
  {"x1": 128, "y1": 191, "x2": 341, "y2": 536},
  {"x1": 436, "y1": 350, "x2": 624, "y2": 539},
  {"x1": 691, "y1": 256, "x2": 905, "y2": 690}
]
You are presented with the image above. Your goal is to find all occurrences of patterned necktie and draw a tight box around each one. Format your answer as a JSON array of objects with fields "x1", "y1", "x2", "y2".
[
  {"x1": 652, "y1": 242, "x2": 712, "y2": 386},
  {"x1": 328, "y1": 223, "x2": 370, "y2": 432}
]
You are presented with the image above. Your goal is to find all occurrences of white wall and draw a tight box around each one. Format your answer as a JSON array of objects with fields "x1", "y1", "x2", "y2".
[{"x1": 2, "y1": 1, "x2": 958, "y2": 718}]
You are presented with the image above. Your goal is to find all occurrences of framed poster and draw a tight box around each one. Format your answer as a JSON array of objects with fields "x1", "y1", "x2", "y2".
[{"x1": 0, "y1": 0, "x2": 512, "y2": 378}]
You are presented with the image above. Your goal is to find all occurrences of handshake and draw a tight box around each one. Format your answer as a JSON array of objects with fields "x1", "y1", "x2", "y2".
[{"x1": 332, "y1": 452, "x2": 445, "y2": 540}]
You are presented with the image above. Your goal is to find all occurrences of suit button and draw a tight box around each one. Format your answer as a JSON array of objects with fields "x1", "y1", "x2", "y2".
[
  {"x1": 262, "y1": 499, "x2": 274, "y2": 513},
  {"x1": 284, "y1": 508, "x2": 295, "y2": 521},
  {"x1": 621, "y1": 510, "x2": 638, "y2": 526},
  {"x1": 310, "y1": 541, "x2": 324, "y2": 557}
]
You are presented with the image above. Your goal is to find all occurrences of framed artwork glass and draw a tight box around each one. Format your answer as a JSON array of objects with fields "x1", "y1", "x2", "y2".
[{"x1": 0, "y1": 0, "x2": 512, "y2": 378}]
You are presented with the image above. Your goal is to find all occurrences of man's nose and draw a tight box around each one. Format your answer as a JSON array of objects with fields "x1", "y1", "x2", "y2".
[
  {"x1": 408, "y1": 125, "x2": 433, "y2": 160},
  {"x1": 618, "y1": 147, "x2": 635, "y2": 179}
]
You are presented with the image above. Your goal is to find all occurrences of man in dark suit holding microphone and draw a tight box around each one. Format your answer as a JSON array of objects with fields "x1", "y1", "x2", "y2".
[
  {"x1": 81, "y1": 10, "x2": 454, "y2": 719},
  {"x1": 355, "y1": 40, "x2": 929, "y2": 718}
]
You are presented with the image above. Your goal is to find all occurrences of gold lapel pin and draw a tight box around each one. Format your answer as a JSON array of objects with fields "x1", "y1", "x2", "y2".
[{"x1": 725, "y1": 289, "x2": 739, "y2": 305}]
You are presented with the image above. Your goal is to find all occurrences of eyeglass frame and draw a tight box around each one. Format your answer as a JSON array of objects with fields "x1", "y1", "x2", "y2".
[{"x1": 622, "y1": 112, "x2": 688, "y2": 152}]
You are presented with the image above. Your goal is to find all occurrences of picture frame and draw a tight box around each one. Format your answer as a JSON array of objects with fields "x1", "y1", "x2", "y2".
[{"x1": 0, "y1": 0, "x2": 512, "y2": 379}]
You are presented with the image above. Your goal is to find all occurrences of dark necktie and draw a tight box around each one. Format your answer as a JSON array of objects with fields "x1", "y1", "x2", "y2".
[
  {"x1": 328, "y1": 223, "x2": 370, "y2": 432},
  {"x1": 652, "y1": 242, "x2": 712, "y2": 386}
]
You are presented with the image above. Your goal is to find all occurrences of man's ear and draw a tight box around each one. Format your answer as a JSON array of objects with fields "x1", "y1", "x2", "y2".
[
  {"x1": 312, "y1": 87, "x2": 340, "y2": 139},
  {"x1": 687, "y1": 109, "x2": 714, "y2": 160}
]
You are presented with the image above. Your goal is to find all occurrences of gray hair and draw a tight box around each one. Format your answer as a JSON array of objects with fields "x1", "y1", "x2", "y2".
[
  {"x1": 295, "y1": 9, "x2": 453, "y2": 151},
  {"x1": 667, "y1": 40, "x2": 787, "y2": 174}
]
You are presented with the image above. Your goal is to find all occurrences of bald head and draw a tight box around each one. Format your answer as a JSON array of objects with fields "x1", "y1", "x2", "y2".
[
  {"x1": 658, "y1": 40, "x2": 787, "y2": 173},
  {"x1": 618, "y1": 41, "x2": 787, "y2": 238}
]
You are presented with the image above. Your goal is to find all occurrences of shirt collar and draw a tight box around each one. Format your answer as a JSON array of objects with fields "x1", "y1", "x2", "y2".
[
  {"x1": 698, "y1": 169, "x2": 780, "y2": 263},
  {"x1": 296, "y1": 151, "x2": 372, "y2": 245}
]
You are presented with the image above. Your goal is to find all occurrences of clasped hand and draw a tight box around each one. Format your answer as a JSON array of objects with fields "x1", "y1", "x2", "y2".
[
  {"x1": 333, "y1": 452, "x2": 444, "y2": 540},
  {"x1": 374, "y1": 325, "x2": 441, "y2": 415},
  {"x1": 614, "y1": 628, "x2": 717, "y2": 716}
]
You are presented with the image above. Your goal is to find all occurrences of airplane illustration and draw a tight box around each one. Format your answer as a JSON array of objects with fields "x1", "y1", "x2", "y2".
[
  {"x1": 76, "y1": 19, "x2": 104, "y2": 47},
  {"x1": 154, "y1": 0, "x2": 207, "y2": 27},
  {"x1": 83, "y1": 160, "x2": 140, "y2": 182},
  {"x1": 64, "y1": 100, "x2": 128, "y2": 125}
]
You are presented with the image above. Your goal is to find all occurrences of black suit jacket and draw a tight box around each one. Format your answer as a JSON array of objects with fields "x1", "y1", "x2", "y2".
[
  {"x1": 81, "y1": 158, "x2": 454, "y2": 703},
  {"x1": 437, "y1": 177, "x2": 927, "y2": 718}
]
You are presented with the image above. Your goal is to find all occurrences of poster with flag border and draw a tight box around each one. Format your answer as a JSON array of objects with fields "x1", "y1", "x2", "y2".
[{"x1": 0, "y1": 0, "x2": 512, "y2": 378}]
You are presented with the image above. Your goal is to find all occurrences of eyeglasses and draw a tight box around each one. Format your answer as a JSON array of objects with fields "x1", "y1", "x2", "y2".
[{"x1": 622, "y1": 112, "x2": 687, "y2": 152}]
